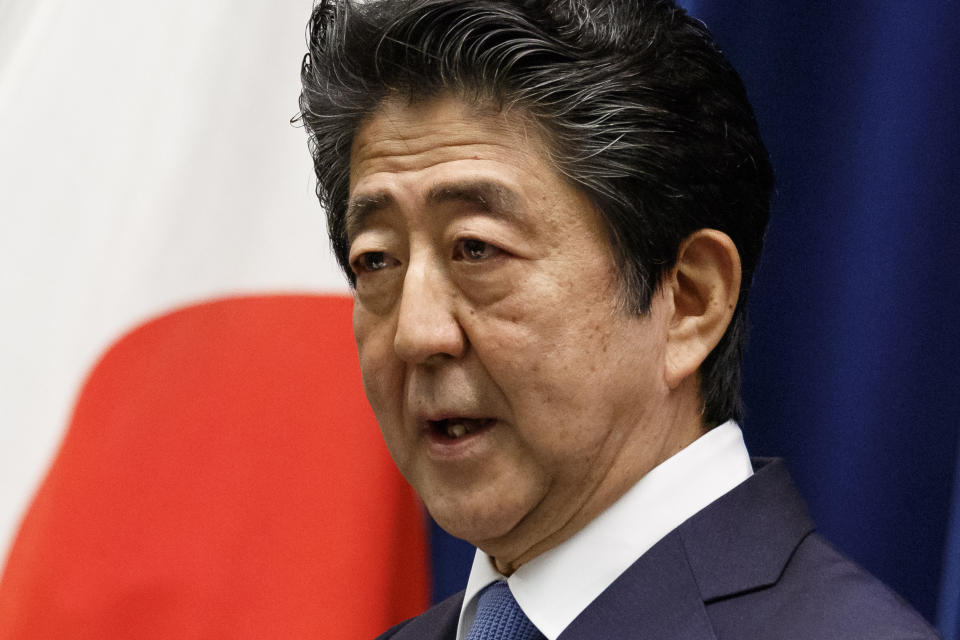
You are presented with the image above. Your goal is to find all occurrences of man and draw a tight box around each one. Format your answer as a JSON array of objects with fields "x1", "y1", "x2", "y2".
[{"x1": 298, "y1": 0, "x2": 940, "y2": 638}]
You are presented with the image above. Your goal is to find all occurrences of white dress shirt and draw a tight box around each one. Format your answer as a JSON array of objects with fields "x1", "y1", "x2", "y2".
[{"x1": 455, "y1": 420, "x2": 754, "y2": 640}]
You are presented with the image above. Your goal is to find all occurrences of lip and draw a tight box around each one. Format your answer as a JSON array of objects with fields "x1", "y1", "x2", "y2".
[{"x1": 418, "y1": 413, "x2": 499, "y2": 460}]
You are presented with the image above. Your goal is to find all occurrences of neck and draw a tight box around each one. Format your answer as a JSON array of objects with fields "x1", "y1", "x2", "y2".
[{"x1": 484, "y1": 388, "x2": 707, "y2": 574}]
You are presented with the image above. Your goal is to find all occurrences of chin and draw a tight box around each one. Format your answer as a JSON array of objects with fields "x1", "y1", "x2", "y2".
[{"x1": 424, "y1": 492, "x2": 528, "y2": 549}]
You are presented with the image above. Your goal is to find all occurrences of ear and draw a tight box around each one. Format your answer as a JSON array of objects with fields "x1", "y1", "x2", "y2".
[{"x1": 663, "y1": 229, "x2": 742, "y2": 389}]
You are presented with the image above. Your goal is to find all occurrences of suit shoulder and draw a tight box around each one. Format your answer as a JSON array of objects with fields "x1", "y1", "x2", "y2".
[
  {"x1": 707, "y1": 532, "x2": 940, "y2": 639},
  {"x1": 373, "y1": 619, "x2": 409, "y2": 639},
  {"x1": 373, "y1": 590, "x2": 465, "y2": 640}
]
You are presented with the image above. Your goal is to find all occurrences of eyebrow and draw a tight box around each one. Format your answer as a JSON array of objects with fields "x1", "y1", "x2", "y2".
[
  {"x1": 345, "y1": 193, "x2": 391, "y2": 241},
  {"x1": 345, "y1": 179, "x2": 526, "y2": 240},
  {"x1": 425, "y1": 180, "x2": 522, "y2": 218}
]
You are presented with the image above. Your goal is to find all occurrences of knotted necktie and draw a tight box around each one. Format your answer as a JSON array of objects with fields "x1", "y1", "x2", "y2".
[{"x1": 465, "y1": 581, "x2": 546, "y2": 640}]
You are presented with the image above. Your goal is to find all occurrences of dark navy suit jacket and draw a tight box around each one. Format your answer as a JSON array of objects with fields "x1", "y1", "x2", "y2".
[{"x1": 376, "y1": 458, "x2": 939, "y2": 639}]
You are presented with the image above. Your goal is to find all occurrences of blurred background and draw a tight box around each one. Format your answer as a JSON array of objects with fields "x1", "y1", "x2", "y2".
[{"x1": 1, "y1": 0, "x2": 957, "y2": 637}]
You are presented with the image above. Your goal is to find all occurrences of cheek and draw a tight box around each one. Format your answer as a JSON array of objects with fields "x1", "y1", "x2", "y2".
[
  {"x1": 476, "y1": 305, "x2": 612, "y2": 388},
  {"x1": 358, "y1": 353, "x2": 411, "y2": 471},
  {"x1": 470, "y1": 317, "x2": 603, "y2": 429},
  {"x1": 353, "y1": 309, "x2": 404, "y2": 423},
  {"x1": 471, "y1": 311, "x2": 633, "y2": 454}
]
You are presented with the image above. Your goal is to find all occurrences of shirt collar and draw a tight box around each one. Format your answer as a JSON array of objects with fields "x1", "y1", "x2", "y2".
[{"x1": 455, "y1": 420, "x2": 753, "y2": 640}]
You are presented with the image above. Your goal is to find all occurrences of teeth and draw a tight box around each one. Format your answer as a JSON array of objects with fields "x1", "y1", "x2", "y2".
[
  {"x1": 446, "y1": 423, "x2": 468, "y2": 439},
  {"x1": 439, "y1": 418, "x2": 492, "y2": 439}
]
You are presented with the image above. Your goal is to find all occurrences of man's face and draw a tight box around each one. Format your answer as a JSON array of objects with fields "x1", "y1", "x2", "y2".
[{"x1": 348, "y1": 95, "x2": 688, "y2": 565}]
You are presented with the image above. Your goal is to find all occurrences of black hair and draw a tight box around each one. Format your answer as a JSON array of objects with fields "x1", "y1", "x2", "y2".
[{"x1": 297, "y1": 0, "x2": 774, "y2": 425}]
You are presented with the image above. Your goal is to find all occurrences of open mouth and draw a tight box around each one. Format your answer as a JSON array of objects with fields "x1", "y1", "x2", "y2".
[{"x1": 428, "y1": 417, "x2": 495, "y2": 440}]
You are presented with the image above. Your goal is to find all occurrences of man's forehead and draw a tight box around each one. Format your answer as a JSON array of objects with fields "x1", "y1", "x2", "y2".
[
  {"x1": 345, "y1": 94, "x2": 559, "y2": 239},
  {"x1": 348, "y1": 93, "x2": 550, "y2": 178}
]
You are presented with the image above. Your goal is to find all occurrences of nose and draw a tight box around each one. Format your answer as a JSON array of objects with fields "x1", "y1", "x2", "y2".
[{"x1": 393, "y1": 257, "x2": 466, "y2": 364}]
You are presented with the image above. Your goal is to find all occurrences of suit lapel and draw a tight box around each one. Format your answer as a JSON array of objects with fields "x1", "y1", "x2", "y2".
[
  {"x1": 384, "y1": 590, "x2": 463, "y2": 640},
  {"x1": 559, "y1": 532, "x2": 717, "y2": 640},
  {"x1": 678, "y1": 458, "x2": 815, "y2": 602},
  {"x1": 558, "y1": 458, "x2": 812, "y2": 639},
  {"x1": 389, "y1": 459, "x2": 812, "y2": 640}
]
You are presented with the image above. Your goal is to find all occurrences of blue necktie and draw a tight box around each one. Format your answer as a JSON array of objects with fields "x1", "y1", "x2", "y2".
[{"x1": 465, "y1": 581, "x2": 546, "y2": 640}]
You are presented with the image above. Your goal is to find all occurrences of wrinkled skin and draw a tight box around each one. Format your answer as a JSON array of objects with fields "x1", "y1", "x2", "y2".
[{"x1": 347, "y1": 95, "x2": 705, "y2": 572}]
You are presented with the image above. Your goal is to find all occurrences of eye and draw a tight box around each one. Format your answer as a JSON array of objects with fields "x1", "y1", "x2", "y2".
[
  {"x1": 351, "y1": 251, "x2": 394, "y2": 274},
  {"x1": 454, "y1": 238, "x2": 502, "y2": 262}
]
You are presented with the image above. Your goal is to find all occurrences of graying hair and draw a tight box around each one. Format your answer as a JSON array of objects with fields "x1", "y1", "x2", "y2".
[{"x1": 297, "y1": 0, "x2": 774, "y2": 425}]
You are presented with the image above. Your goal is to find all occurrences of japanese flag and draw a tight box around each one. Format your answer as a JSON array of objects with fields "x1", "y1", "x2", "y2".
[{"x1": 0, "y1": 1, "x2": 428, "y2": 637}]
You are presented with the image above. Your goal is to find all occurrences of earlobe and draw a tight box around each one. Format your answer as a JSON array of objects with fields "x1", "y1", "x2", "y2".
[{"x1": 664, "y1": 229, "x2": 742, "y2": 389}]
